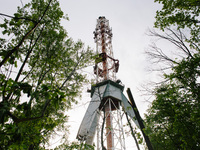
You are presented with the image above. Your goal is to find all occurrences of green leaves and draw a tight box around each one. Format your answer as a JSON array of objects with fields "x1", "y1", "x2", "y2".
[
  {"x1": 145, "y1": 53, "x2": 200, "y2": 148},
  {"x1": 55, "y1": 142, "x2": 95, "y2": 150},
  {"x1": 154, "y1": 0, "x2": 200, "y2": 45},
  {"x1": 0, "y1": 0, "x2": 95, "y2": 149},
  {"x1": 145, "y1": 79, "x2": 200, "y2": 149},
  {"x1": 145, "y1": 1, "x2": 200, "y2": 148}
]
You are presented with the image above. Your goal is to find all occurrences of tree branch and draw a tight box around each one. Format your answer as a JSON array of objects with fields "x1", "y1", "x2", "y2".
[
  {"x1": 7, "y1": 97, "x2": 51, "y2": 123},
  {"x1": 0, "y1": 23, "x2": 39, "y2": 68},
  {"x1": 0, "y1": 0, "x2": 53, "y2": 68},
  {"x1": 101, "y1": 107, "x2": 106, "y2": 150},
  {"x1": 15, "y1": 24, "x2": 45, "y2": 82},
  {"x1": 0, "y1": 13, "x2": 37, "y2": 23},
  {"x1": 125, "y1": 112, "x2": 140, "y2": 150},
  {"x1": 59, "y1": 55, "x2": 83, "y2": 89}
]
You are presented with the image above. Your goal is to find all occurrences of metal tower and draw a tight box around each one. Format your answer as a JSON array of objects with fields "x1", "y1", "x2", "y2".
[
  {"x1": 93, "y1": 16, "x2": 119, "y2": 83},
  {"x1": 77, "y1": 17, "x2": 139, "y2": 150}
]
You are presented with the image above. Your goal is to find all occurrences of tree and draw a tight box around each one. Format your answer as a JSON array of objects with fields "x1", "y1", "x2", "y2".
[
  {"x1": 144, "y1": 28, "x2": 200, "y2": 149},
  {"x1": 144, "y1": 2, "x2": 200, "y2": 149},
  {"x1": 154, "y1": 0, "x2": 200, "y2": 45},
  {"x1": 0, "y1": 0, "x2": 94, "y2": 149},
  {"x1": 55, "y1": 142, "x2": 94, "y2": 150}
]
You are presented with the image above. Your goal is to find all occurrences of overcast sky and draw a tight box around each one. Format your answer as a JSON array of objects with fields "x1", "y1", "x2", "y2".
[
  {"x1": 60, "y1": 0, "x2": 162, "y2": 149},
  {"x1": 59, "y1": 0, "x2": 162, "y2": 110},
  {"x1": 0, "y1": 0, "x2": 162, "y2": 149}
]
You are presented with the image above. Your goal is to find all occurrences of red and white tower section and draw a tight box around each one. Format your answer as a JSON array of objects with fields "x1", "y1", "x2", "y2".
[
  {"x1": 77, "y1": 17, "x2": 139, "y2": 150},
  {"x1": 93, "y1": 16, "x2": 119, "y2": 83}
]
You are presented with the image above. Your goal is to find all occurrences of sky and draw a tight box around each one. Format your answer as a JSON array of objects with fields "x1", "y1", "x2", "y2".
[
  {"x1": 0, "y1": 0, "x2": 162, "y2": 149},
  {"x1": 59, "y1": 0, "x2": 161, "y2": 111},
  {"x1": 59, "y1": 0, "x2": 162, "y2": 149}
]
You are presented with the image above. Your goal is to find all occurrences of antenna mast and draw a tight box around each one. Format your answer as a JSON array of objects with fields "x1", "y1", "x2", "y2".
[
  {"x1": 77, "y1": 16, "x2": 140, "y2": 150},
  {"x1": 93, "y1": 16, "x2": 119, "y2": 83},
  {"x1": 94, "y1": 16, "x2": 120, "y2": 150}
]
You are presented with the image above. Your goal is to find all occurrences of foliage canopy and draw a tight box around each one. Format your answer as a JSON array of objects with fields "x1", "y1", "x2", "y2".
[
  {"x1": 154, "y1": 0, "x2": 200, "y2": 44},
  {"x1": 144, "y1": 0, "x2": 200, "y2": 149},
  {"x1": 0, "y1": 0, "x2": 94, "y2": 149}
]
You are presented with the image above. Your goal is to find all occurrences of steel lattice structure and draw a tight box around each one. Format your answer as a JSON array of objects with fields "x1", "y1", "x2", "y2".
[
  {"x1": 93, "y1": 16, "x2": 119, "y2": 83},
  {"x1": 77, "y1": 17, "x2": 139, "y2": 150},
  {"x1": 93, "y1": 17, "x2": 123, "y2": 150}
]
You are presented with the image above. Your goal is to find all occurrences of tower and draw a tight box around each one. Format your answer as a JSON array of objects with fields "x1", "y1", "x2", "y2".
[{"x1": 77, "y1": 17, "x2": 139, "y2": 150}]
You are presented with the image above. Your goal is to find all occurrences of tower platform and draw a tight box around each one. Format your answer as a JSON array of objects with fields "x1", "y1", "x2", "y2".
[{"x1": 77, "y1": 80, "x2": 139, "y2": 149}]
